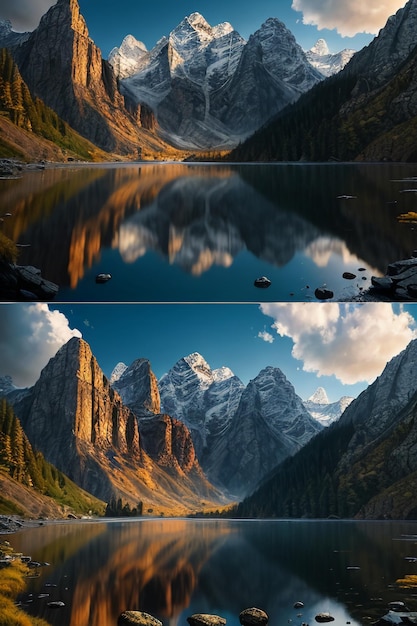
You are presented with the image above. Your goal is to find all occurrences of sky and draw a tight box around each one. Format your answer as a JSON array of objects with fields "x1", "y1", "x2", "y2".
[
  {"x1": 1, "y1": 302, "x2": 416, "y2": 404},
  {"x1": 0, "y1": 0, "x2": 409, "y2": 56}
]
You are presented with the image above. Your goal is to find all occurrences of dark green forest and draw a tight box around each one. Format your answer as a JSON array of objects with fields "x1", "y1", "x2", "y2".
[
  {"x1": 235, "y1": 398, "x2": 417, "y2": 520},
  {"x1": 229, "y1": 43, "x2": 417, "y2": 163}
]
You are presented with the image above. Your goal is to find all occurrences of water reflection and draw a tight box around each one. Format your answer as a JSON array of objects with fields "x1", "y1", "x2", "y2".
[
  {"x1": 11, "y1": 519, "x2": 417, "y2": 626},
  {"x1": 2, "y1": 163, "x2": 417, "y2": 301}
]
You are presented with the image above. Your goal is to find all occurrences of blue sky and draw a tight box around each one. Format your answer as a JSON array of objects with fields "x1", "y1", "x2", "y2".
[
  {"x1": 1, "y1": 303, "x2": 416, "y2": 404},
  {"x1": 0, "y1": 0, "x2": 408, "y2": 56}
]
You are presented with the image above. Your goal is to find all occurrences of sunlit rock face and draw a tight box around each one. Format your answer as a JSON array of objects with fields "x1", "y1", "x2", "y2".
[
  {"x1": 3, "y1": 0, "x2": 162, "y2": 154},
  {"x1": 8, "y1": 337, "x2": 223, "y2": 511}
]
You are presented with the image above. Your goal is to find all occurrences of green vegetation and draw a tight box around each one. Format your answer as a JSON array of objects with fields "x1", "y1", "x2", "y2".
[
  {"x1": 0, "y1": 48, "x2": 105, "y2": 161},
  {"x1": 0, "y1": 542, "x2": 50, "y2": 626},
  {"x1": 0, "y1": 231, "x2": 18, "y2": 263},
  {"x1": 0, "y1": 399, "x2": 105, "y2": 516},
  {"x1": 105, "y1": 497, "x2": 143, "y2": 517}
]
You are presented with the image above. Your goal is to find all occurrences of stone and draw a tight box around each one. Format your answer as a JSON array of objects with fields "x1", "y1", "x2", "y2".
[
  {"x1": 187, "y1": 614, "x2": 226, "y2": 626},
  {"x1": 387, "y1": 258, "x2": 417, "y2": 276},
  {"x1": 239, "y1": 608, "x2": 269, "y2": 626},
  {"x1": 342, "y1": 272, "x2": 356, "y2": 279},
  {"x1": 294, "y1": 602, "x2": 304, "y2": 609},
  {"x1": 371, "y1": 276, "x2": 394, "y2": 291},
  {"x1": 118, "y1": 611, "x2": 163, "y2": 626},
  {"x1": 315, "y1": 614, "x2": 335, "y2": 623},
  {"x1": 314, "y1": 287, "x2": 334, "y2": 300}
]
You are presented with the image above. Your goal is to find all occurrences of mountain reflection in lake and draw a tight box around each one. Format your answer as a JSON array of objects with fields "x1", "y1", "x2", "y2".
[
  {"x1": 2, "y1": 162, "x2": 417, "y2": 301},
  {"x1": 11, "y1": 519, "x2": 417, "y2": 626}
]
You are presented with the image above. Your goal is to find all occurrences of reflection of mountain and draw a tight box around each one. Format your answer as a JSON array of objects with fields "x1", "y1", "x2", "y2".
[
  {"x1": 3, "y1": 163, "x2": 417, "y2": 296},
  {"x1": 118, "y1": 174, "x2": 321, "y2": 274},
  {"x1": 17, "y1": 520, "x2": 234, "y2": 626}
]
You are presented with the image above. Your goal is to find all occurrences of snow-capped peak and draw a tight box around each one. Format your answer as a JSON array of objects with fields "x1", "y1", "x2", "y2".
[
  {"x1": 212, "y1": 366, "x2": 235, "y2": 382},
  {"x1": 109, "y1": 362, "x2": 128, "y2": 384},
  {"x1": 308, "y1": 387, "x2": 330, "y2": 405},
  {"x1": 310, "y1": 38, "x2": 330, "y2": 56}
]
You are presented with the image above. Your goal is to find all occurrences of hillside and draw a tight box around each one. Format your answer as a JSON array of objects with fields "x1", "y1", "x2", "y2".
[
  {"x1": 0, "y1": 398, "x2": 105, "y2": 518},
  {"x1": 0, "y1": 48, "x2": 109, "y2": 162}
]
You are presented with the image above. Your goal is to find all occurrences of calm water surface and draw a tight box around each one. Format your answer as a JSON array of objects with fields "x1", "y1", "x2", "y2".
[
  {"x1": 9, "y1": 519, "x2": 417, "y2": 626},
  {"x1": 2, "y1": 162, "x2": 417, "y2": 301}
]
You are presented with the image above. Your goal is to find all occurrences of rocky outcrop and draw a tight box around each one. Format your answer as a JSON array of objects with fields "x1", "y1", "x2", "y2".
[
  {"x1": 5, "y1": 0, "x2": 167, "y2": 156},
  {"x1": 0, "y1": 260, "x2": 59, "y2": 301}
]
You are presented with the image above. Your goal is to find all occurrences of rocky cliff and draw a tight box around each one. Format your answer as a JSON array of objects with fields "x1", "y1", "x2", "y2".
[
  {"x1": 9, "y1": 337, "x2": 223, "y2": 513},
  {"x1": 4, "y1": 0, "x2": 173, "y2": 157}
]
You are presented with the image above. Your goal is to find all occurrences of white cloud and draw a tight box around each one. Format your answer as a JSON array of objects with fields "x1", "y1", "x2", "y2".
[
  {"x1": 258, "y1": 330, "x2": 274, "y2": 344},
  {"x1": 0, "y1": 0, "x2": 56, "y2": 32},
  {"x1": 291, "y1": 0, "x2": 407, "y2": 37},
  {"x1": 0, "y1": 304, "x2": 81, "y2": 387},
  {"x1": 260, "y1": 303, "x2": 417, "y2": 385}
]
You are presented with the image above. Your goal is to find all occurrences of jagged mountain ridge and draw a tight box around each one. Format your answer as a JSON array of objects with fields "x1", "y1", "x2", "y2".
[
  {"x1": 230, "y1": 0, "x2": 417, "y2": 162},
  {"x1": 237, "y1": 338, "x2": 417, "y2": 519},
  {"x1": 7, "y1": 337, "x2": 223, "y2": 515},
  {"x1": 110, "y1": 13, "x2": 325, "y2": 149},
  {"x1": 138, "y1": 353, "x2": 322, "y2": 497},
  {"x1": 303, "y1": 387, "x2": 354, "y2": 427}
]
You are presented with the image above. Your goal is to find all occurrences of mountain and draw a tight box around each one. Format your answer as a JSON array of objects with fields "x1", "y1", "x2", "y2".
[
  {"x1": 114, "y1": 352, "x2": 322, "y2": 497},
  {"x1": 229, "y1": 0, "x2": 417, "y2": 162},
  {"x1": 157, "y1": 352, "x2": 245, "y2": 456},
  {"x1": 303, "y1": 387, "x2": 354, "y2": 426},
  {"x1": 109, "y1": 362, "x2": 128, "y2": 384},
  {"x1": 205, "y1": 366, "x2": 323, "y2": 497},
  {"x1": 111, "y1": 14, "x2": 323, "y2": 149},
  {"x1": 305, "y1": 39, "x2": 356, "y2": 77},
  {"x1": 237, "y1": 338, "x2": 417, "y2": 519},
  {"x1": 0, "y1": 0, "x2": 179, "y2": 159},
  {"x1": 7, "y1": 338, "x2": 224, "y2": 515}
]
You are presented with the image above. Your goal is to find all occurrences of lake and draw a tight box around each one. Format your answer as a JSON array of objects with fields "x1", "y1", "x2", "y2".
[
  {"x1": 9, "y1": 518, "x2": 417, "y2": 626},
  {"x1": 2, "y1": 162, "x2": 417, "y2": 302}
]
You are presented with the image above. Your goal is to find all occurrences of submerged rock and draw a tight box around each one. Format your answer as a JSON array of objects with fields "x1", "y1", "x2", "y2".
[
  {"x1": 188, "y1": 615, "x2": 226, "y2": 626},
  {"x1": 239, "y1": 608, "x2": 269, "y2": 626},
  {"x1": 118, "y1": 611, "x2": 163, "y2": 626}
]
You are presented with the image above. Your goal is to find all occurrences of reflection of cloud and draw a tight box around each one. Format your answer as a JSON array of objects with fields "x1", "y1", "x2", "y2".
[
  {"x1": 304, "y1": 236, "x2": 380, "y2": 275},
  {"x1": 0, "y1": 303, "x2": 81, "y2": 387},
  {"x1": 260, "y1": 303, "x2": 417, "y2": 384},
  {"x1": 292, "y1": 0, "x2": 407, "y2": 37},
  {"x1": 258, "y1": 330, "x2": 274, "y2": 344},
  {"x1": 0, "y1": 0, "x2": 56, "y2": 32}
]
